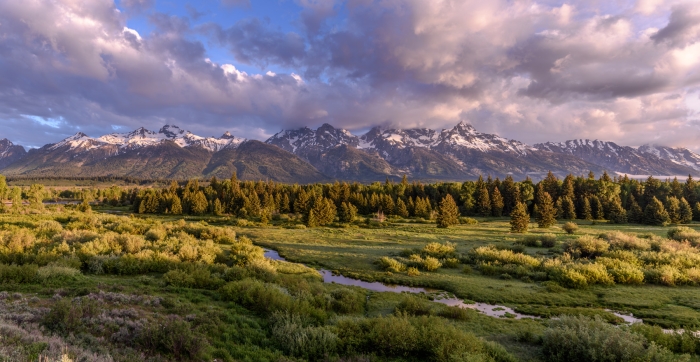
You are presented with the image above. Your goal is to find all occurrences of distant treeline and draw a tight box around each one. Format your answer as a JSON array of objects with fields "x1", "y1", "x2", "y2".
[
  {"x1": 3, "y1": 171, "x2": 699, "y2": 227},
  {"x1": 5, "y1": 175, "x2": 174, "y2": 185}
]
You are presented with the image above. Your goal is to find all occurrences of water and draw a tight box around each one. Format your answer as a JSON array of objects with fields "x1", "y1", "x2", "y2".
[
  {"x1": 264, "y1": 249, "x2": 536, "y2": 319},
  {"x1": 606, "y1": 310, "x2": 642, "y2": 324}
]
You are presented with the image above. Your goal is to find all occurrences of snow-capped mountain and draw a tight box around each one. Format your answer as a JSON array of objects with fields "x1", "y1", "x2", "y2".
[
  {"x1": 0, "y1": 139, "x2": 27, "y2": 169},
  {"x1": 3, "y1": 121, "x2": 700, "y2": 182},
  {"x1": 638, "y1": 144, "x2": 700, "y2": 172},
  {"x1": 50, "y1": 125, "x2": 245, "y2": 154},
  {"x1": 266, "y1": 123, "x2": 358, "y2": 155},
  {"x1": 535, "y1": 140, "x2": 699, "y2": 176}
]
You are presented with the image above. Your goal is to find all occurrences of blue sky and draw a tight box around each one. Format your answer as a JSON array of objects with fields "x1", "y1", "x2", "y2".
[{"x1": 0, "y1": 0, "x2": 699, "y2": 149}]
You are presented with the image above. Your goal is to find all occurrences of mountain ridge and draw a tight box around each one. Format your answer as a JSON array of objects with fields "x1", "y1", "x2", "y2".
[{"x1": 1, "y1": 123, "x2": 699, "y2": 182}]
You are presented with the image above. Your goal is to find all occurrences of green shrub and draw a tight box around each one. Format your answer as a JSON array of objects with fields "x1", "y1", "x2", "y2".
[
  {"x1": 422, "y1": 242, "x2": 456, "y2": 258},
  {"x1": 564, "y1": 235, "x2": 609, "y2": 258},
  {"x1": 330, "y1": 288, "x2": 365, "y2": 314},
  {"x1": 0, "y1": 263, "x2": 38, "y2": 283},
  {"x1": 459, "y1": 217, "x2": 478, "y2": 225},
  {"x1": 270, "y1": 312, "x2": 338, "y2": 360},
  {"x1": 562, "y1": 222, "x2": 578, "y2": 235},
  {"x1": 601, "y1": 231, "x2": 651, "y2": 251},
  {"x1": 377, "y1": 257, "x2": 406, "y2": 272},
  {"x1": 667, "y1": 226, "x2": 700, "y2": 246},
  {"x1": 470, "y1": 245, "x2": 540, "y2": 267},
  {"x1": 422, "y1": 256, "x2": 442, "y2": 271},
  {"x1": 522, "y1": 233, "x2": 558, "y2": 248},
  {"x1": 542, "y1": 315, "x2": 680, "y2": 362},
  {"x1": 395, "y1": 297, "x2": 433, "y2": 316}
]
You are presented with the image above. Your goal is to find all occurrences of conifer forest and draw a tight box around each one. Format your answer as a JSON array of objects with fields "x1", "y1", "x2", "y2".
[{"x1": 2, "y1": 172, "x2": 700, "y2": 361}]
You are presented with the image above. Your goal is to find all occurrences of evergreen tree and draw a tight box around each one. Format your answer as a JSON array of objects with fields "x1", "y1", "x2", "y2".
[
  {"x1": 666, "y1": 196, "x2": 681, "y2": 224},
  {"x1": 280, "y1": 193, "x2": 291, "y2": 213},
  {"x1": 491, "y1": 188, "x2": 504, "y2": 217},
  {"x1": 644, "y1": 196, "x2": 670, "y2": 226},
  {"x1": 536, "y1": 192, "x2": 556, "y2": 228},
  {"x1": 694, "y1": 202, "x2": 700, "y2": 222},
  {"x1": 679, "y1": 197, "x2": 693, "y2": 224},
  {"x1": 307, "y1": 209, "x2": 319, "y2": 227},
  {"x1": 191, "y1": 191, "x2": 209, "y2": 215},
  {"x1": 607, "y1": 197, "x2": 627, "y2": 224},
  {"x1": 436, "y1": 195, "x2": 459, "y2": 228},
  {"x1": 582, "y1": 197, "x2": 593, "y2": 220},
  {"x1": 0, "y1": 174, "x2": 7, "y2": 201},
  {"x1": 590, "y1": 195, "x2": 604, "y2": 220},
  {"x1": 171, "y1": 195, "x2": 183, "y2": 215},
  {"x1": 476, "y1": 186, "x2": 491, "y2": 216},
  {"x1": 395, "y1": 198, "x2": 409, "y2": 218},
  {"x1": 308, "y1": 197, "x2": 336, "y2": 226},
  {"x1": 213, "y1": 198, "x2": 224, "y2": 216},
  {"x1": 510, "y1": 202, "x2": 530, "y2": 233},
  {"x1": 684, "y1": 175, "x2": 697, "y2": 206},
  {"x1": 627, "y1": 196, "x2": 643, "y2": 224},
  {"x1": 560, "y1": 196, "x2": 576, "y2": 220},
  {"x1": 340, "y1": 202, "x2": 358, "y2": 222}
]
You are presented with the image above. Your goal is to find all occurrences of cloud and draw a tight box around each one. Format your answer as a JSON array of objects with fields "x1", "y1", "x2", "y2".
[
  {"x1": 0, "y1": 0, "x2": 700, "y2": 152},
  {"x1": 120, "y1": 0, "x2": 154, "y2": 13}
]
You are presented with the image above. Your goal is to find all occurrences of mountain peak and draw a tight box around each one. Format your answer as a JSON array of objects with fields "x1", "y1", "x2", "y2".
[
  {"x1": 452, "y1": 121, "x2": 476, "y2": 134},
  {"x1": 159, "y1": 124, "x2": 186, "y2": 138},
  {"x1": 221, "y1": 131, "x2": 234, "y2": 139},
  {"x1": 0, "y1": 138, "x2": 14, "y2": 146},
  {"x1": 127, "y1": 127, "x2": 156, "y2": 138}
]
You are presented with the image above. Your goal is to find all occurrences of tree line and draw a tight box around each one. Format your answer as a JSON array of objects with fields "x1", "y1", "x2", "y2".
[{"x1": 3, "y1": 172, "x2": 700, "y2": 228}]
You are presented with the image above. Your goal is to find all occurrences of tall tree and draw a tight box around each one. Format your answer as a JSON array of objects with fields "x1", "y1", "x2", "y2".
[
  {"x1": 560, "y1": 196, "x2": 576, "y2": 220},
  {"x1": 436, "y1": 195, "x2": 459, "y2": 228},
  {"x1": 666, "y1": 196, "x2": 681, "y2": 224},
  {"x1": 644, "y1": 196, "x2": 670, "y2": 226},
  {"x1": 510, "y1": 202, "x2": 530, "y2": 233},
  {"x1": 536, "y1": 192, "x2": 556, "y2": 228},
  {"x1": 607, "y1": 197, "x2": 627, "y2": 224},
  {"x1": 491, "y1": 188, "x2": 504, "y2": 217},
  {"x1": 627, "y1": 196, "x2": 643, "y2": 224},
  {"x1": 679, "y1": 197, "x2": 693, "y2": 224},
  {"x1": 476, "y1": 186, "x2": 491, "y2": 217}
]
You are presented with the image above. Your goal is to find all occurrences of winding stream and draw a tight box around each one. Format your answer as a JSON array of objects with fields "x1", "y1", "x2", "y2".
[{"x1": 264, "y1": 249, "x2": 651, "y2": 323}]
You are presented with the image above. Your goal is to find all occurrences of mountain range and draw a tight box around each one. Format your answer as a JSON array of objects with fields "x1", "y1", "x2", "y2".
[{"x1": 1, "y1": 122, "x2": 699, "y2": 182}]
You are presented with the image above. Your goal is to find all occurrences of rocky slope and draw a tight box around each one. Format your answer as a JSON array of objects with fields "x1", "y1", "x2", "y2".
[{"x1": 0, "y1": 139, "x2": 27, "y2": 169}]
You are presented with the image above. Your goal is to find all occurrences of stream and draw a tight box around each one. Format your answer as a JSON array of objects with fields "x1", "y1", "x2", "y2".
[
  {"x1": 265, "y1": 249, "x2": 628, "y2": 324},
  {"x1": 264, "y1": 249, "x2": 644, "y2": 322}
]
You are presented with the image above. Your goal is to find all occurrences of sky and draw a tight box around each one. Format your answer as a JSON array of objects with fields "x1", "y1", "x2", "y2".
[{"x1": 1, "y1": 0, "x2": 700, "y2": 149}]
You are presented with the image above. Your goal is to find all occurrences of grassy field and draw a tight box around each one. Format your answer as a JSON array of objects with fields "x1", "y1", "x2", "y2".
[
  {"x1": 241, "y1": 217, "x2": 700, "y2": 329},
  {"x1": 1, "y1": 204, "x2": 700, "y2": 361}
]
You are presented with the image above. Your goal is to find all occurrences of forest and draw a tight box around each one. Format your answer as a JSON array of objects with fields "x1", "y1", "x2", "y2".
[{"x1": 1, "y1": 172, "x2": 700, "y2": 361}]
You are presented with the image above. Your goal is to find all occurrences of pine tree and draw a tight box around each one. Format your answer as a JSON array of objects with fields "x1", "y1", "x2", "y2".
[
  {"x1": 684, "y1": 175, "x2": 697, "y2": 206},
  {"x1": 536, "y1": 192, "x2": 556, "y2": 228},
  {"x1": 476, "y1": 186, "x2": 491, "y2": 216},
  {"x1": 644, "y1": 196, "x2": 670, "y2": 226},
  {"x1": 213, "y1": 198, "x2": 224, "y2": 216},
  {"x1": 191, "y1": 191, "x2": 209, "y2": 215},
  {"x1": 510, "y1": 202, "x2": 530, "y2": 233},
  {"x1": 560, "y1": 196, "x2": 576, "y2": 220},
  {"x1": 627, "y1": 196, "x2": 643, "y2": 224},
  {"x1": 666, "y1": 196, "x2": 681, "y2": 224},
  {"x1": 395, "y1": 198, "x2": 409, "y2": 218},
  {"x1": 436, "y1": 195, "x2": 459, "y2": 228},
  {"x1": 280, "y1": 193, "x2": 291, "y2": 213},
  {"x1": 171, "y1": 195, "x2": 183, "y2": 215},
  {"x1": 307, "y1": 209, "x2": 319, "y2": 227},
  {"x1": 590, "y1": 195, "x2": 604, "y2": 220},
  {"x1": 607, "y1": 197, "x2": 627, "y2": 224},
  {"x1": 694, "y1": 202, "x2": 700, "y2": 222},
  {"x1": 582, "y1": 197, "x2": 593, "y2": 220},
  {"x1": 679, "y1": 197, "x2": 693, "y2": 224},
  {"x1": 491, "y1": 188, "x2": 504, "y2": 217},
  {"x1": 340, "y1": 202, "x2": 358, "y2": 222}
]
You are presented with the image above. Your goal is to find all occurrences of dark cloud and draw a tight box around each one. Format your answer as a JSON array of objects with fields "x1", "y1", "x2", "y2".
[
  {"x1": 651, "y1": 4, "x2": 700, "y2": 47},
  {"x1": 120, "y1": 0, "x2": 154, "y2": 13}
]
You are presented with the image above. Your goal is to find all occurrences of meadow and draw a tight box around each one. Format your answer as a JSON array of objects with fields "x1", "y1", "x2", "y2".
[{"x1": 2, "y1": 172, "x2": 700, "y2": 361}]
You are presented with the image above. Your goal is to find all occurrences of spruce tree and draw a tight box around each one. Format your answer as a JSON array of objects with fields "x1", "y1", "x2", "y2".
[
  {"x1": 627, "y1": 196, "x2": 643, "y2": 224},
  {"x1": 171, "y1": 195, "x2": 183, "y2": 215},
  {"x1": 536, "y1": 192, "x2": 556, "y2": 228},
  {"x1": 694, "y1": 202, "x2": 700, "y2": 222},
  {"x1": 561, "y1": 196, "x2": 576, "y2": 220},
  {"x1": 491, "y1": 188, "x2": 504, "y2": 217},
  {"x1": 340, "y1": 202, "x2": 358, "y2": 223},
  {"x1": 644, "y1": 196, "x2": 670, "y2": 226},
  {"x1": 476, "y1": 186, "x2": 491, "y2": 216},
  {"x1": 510, "y1": 202, "x2": 530, "y2": 233},
  {"x1": 679, "y1": 197, "x2": 693, "y2": 224},
  {"x1": 684, "y1": 175, "x2": 697, "y2": 206},
  {"x1": 307, "y1": 209, "x2": 319, "y2": 227},
  {"x1": 590, "y1": 195, "x2": 604, "y2": 220},
  {"x1": 666, "y1": 196, "x2": 681, "y2": 224},
  {"x1": 191, "y1": 191, "x2": 209, "y2": 215},
  {"x1": 213, "y1": 198, "x2": 224, "y2": 216},
  {"x1": 607, "y1": 197, "x2": 627, "y2": 224},
  {"x1": 582, "y1": 197, "x2": 593, "y2": 220},
  {"x1": 436, "y1": 195, "x2": 459, "y2": 228},
  {"x1": 395, "y1": 198, "x2": 409, "y2": 218}
]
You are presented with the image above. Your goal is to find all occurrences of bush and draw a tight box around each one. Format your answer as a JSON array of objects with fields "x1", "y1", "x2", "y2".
[
  {"x1": 37, "y1": 265, "x2": 81, "y2": 281},
  {"x1": 136, "y1": 314, "x2": 208, "y2": 360},
  {"x1": 562, "y1": 222, "x2": 578, "y2": 235},
  {"x1": 407, "y1": 267, "x2": 421, "y2": 276},
  {"x1": 564, "y1": 235, "x2": 609, "y2": 258},
  {"x1": 422, "y1": 256, "x2": 442, "y2": 272},
  {"x1": 459, "y1": 217, "x2": 478, "y2": 225},
  {"x1": 270, "y1": 312, "x2": 338, "y2": 360},
  {"x1": 667, "y1": 226, "x2": 700, "y2": 246},
  {"x1": 541, "y1": 315, "x2": 679, "y2": 362},
  {"x1": 377, "y1": 257, "x2": 406, "y2": 273},
  {"x1": 330, "y1": 288, "x2": 365, "y2": 314},
  {"x1": 470, "y1": 245, "x2": 540, "y2": 267},
  {"x1": 422, "y1": 242, "x2": 456, "y2": 258},
  {"x1": 522, "y1": 234, "x2": 557, "y2": 248},
  {"x1": 601, "y1": 231, "x2": 651, "y2": 251},
  {"x1": 0, "y1": 263, "x2": 38, "y2": 283},
  {"x1": 395, "y1": 297, "x2": 433, "y2": 316}
]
